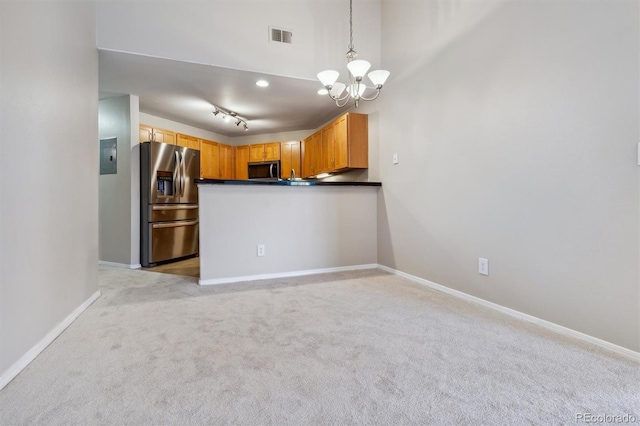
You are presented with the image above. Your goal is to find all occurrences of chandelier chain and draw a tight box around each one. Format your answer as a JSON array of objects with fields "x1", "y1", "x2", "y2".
[{"x1": 348, "y1": 0, "x2": 354, "y2": 51}]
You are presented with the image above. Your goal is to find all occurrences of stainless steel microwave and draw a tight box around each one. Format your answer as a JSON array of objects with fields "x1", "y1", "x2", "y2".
[{"x1": 248, "y1": 161, "x2": 280, "y2": 180}]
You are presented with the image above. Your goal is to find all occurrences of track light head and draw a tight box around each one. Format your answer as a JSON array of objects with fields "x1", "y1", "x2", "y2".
[{"x1": 212, "y1": 105, "x2": 248, "y2": 130}]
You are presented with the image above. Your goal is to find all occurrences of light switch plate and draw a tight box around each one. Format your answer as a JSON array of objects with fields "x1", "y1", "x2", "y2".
[
  {"x1": 478, "y1": 258, "x2": 489, "y2": 276},
  {"x1": 393, "y1": 153, "x2": 399, "y2": 165}
]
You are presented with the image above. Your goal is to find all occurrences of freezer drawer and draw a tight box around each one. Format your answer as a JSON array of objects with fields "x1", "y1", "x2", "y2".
[
  {"x1": 148, "y1": 220, "x2": 199, "y2": 264},
  {"x1": 149, "y1": 204, "x2": 198, "y2": 222}
]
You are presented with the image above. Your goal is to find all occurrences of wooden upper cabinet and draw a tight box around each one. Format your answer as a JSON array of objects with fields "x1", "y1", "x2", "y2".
[
  {"x1": 264, "y1": 142, "x2": 281, "y2": 161},
  {"x1": 235, "y1": 146, "x2": 250, "y2": 180},
  {"x1": 333, "y1": 115, "x2": 349, "y2": 170},
  {"x1": 177, "y1": 134, "x2": 200, "y2": 151},
  {"x1": 300, "y1": 112, "x2": 367, "y2": 177},
  {"x1": 302, "y1": 131, "x2": 322, "y2": 178},
  {"x1": 153, "y1": 128, "x2": 176, "y2": 145},
  {"x1": 139, "y1": 124, "x2": 176, "y2": 145},
  {"x1": 281, "y1": 141, "x2": 301, "y2": 179},
  {"x1": 249, "y1": 145, "x2": 265, "y2": 162},
  {"x1": 321, "y1": 123, "x2": 336, "y2": 173},
  {"x1": 219, "y1": 144, "x2": 235, "y2": 180},
  {"x1": 200, "y1": 139, "x2": 220, "y2": 179},
  {"x1": 140, "y1": 125, "x2": 154, "y2": 142},
  {"x1": 249, "y1": 142, "x2": 281, "y2": 162}
]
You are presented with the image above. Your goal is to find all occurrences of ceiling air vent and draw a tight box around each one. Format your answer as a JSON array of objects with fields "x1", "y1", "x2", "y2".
[{"x1": 270, "y1": 26, "x2": 292, "y2": 44}]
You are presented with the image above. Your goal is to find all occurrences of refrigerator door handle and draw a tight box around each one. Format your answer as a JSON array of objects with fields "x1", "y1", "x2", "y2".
[
  {"x1": 152, "y1": 220, "x2": 198, "y2": 229},
  {"x1": 181, "y1": 152, "x2": 186, "y2": 197},
  {"x1": 152, "y1": 205, "x2": 198, "y2": 211},
  {"x1": 173, "y1": 151, "x2": 181, "y2": 196}
]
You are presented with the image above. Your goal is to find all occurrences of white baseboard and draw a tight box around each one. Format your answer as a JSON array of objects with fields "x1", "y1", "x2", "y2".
[
  {"x1": 198, "y1": 263, "x2": 378, "y2": 286},
  {"x1": 0, "y1": 290, "x2": 101, "y2": 391},
  {"x1": 377, "y1": 265, "x2": 640, "y2": 363},
  {"x1": 98, "y1": 261, "x2": 141, "y2": 269}
]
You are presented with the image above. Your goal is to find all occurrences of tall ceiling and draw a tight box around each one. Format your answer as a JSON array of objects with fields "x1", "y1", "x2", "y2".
[{"x1": 97, "y1": 0, "x2": 383, "y2": 137}]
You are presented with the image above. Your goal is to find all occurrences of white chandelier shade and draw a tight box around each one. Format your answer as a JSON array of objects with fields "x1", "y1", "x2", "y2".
[{"x1": 317, "y1": 0, "x2": 390, "y2": 108}]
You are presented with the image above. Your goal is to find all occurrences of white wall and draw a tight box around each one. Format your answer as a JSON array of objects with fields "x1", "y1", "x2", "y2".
[
  {"x1": 377, "y1": 0, "x2": 640, "y2": 351},
  {"x1": 0, "y1": 1, "x2": 99, "y2": 373},
  {"x1": 199, "y1": 185, "x2": 378, "y2": 283},
  {"x1": 130, "y1": 96, "x2": 141, "y2": 267},
  {"x1": 99, "y1": 96, "x2": 134, "y2": 265},
  {"x1": 139, "y1": 113, "x2": 232, "y2": 145},
  {"x1": 97, "y1": 0, "x2": 381, "y2": 81}
]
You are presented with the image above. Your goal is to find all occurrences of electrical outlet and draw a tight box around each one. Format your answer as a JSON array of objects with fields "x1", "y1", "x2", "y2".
[
  {"x1": 478, "y1": 258, "x2": 489, "y2": 275},
  {"x1": 393, "y1": 152, "x2": 399, "y2": 165},
  {"x1": 257, "y1": 244, "x2": 266, "y2": 257}
]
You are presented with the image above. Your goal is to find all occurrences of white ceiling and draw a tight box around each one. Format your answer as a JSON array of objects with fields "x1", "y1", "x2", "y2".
[{"x1": 96, "y1": 0, "x2": 383, "y2": 137}]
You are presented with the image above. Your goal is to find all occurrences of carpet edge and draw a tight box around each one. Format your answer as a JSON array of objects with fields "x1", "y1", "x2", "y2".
[
  {"x1": 0, "y1": 290, "x2": 102, "y2": 391},
  {"x1": 378, "y1": 264, "x2": 640, "y2": 363}
]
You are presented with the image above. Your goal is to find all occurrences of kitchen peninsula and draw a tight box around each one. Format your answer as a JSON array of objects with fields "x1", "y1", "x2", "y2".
[{"x1": 196, "y1": 179, "x2": 381, "y2": 285}]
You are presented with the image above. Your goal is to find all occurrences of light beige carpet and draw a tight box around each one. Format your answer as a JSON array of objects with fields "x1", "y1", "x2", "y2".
[{"x1": 0, "y1": 266, "x2": 638, "y2": 425}]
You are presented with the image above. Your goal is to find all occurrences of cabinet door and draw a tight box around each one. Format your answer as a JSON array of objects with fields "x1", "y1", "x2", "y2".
[
  {"x1": 346, "y1": 112, "x2": 368, "y2": 169},
  {"x1": 322, "y1": 124, "x2": 335, "y2": 173},
  {"x1": 235, "y1": 146, "x2": 250, "y2": 180},
  {"x1": 219, "y1": 144, "x2": 235, "y2": 179},
  {"x1": 301, "y1": 137, "x2": 312, "y2": 178},
  {"x1": 249, "y1": 144, "x2": 265, "y2": 162},
  {"x1": 264, "y1": 142, "x2": 281, "y2": 161},
  {"x1": 281, "y1": 141, "x2": 301, "y2": 179},
  {"x1": 302, "y1": 132, "x2": 322, "y2": 178},
  {"x1": 140, "y1": 125, "x2": 154, "y2": 143},
  {"x1": 333, "y1": 115, "x2": 348, "y2": 170},
  {"x1": 177, "y1": 134, "x2": 199, "y2": 150},
  {"x1": 177, "y1": 134, "x2": 189, "y2": 148},
  {"x1": 312, "y1": 132, "x2": 323, "y2": 176},
  {"x1": 191, "y1": 139, "x2": 201, "y2": 150},
  {"x1": 200, "y1": 140, "x2": 220, "y2": 178},
  {"x1": 153, "y1": 129, "x2": 176, "y2": 145},
  {"x1": 186, "y1": 136, "x2": 200, "y2": 150}
]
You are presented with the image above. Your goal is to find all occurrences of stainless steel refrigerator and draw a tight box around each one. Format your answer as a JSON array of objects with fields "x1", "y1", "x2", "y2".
[{"x1": 140, "y1": 142, "x2": 200, "y2": 267}]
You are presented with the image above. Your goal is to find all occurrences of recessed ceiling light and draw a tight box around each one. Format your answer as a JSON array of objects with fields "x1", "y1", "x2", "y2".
[
  {"x1": 317, "y1": 88, "x2": 328, "y2": 95},
  {"x1": 256, "y1": 80, "x2": 269, "y2": 87}
]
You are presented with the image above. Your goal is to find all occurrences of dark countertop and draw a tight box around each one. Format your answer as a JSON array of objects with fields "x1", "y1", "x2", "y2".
[{"x1": 196, "y1": 178, "x2": 381, "y2": 187}]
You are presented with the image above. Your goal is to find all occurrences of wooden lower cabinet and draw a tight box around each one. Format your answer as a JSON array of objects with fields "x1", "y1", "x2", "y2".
[
  {"x1": 200, "y1": 140, "x2": 220, "y2": 179},
  {"x1": 235, "y1": 145, "x2": 250, "y2": 180},
  {"x1": 281, "y1": 141, "x2": 301, "y2": 179}
]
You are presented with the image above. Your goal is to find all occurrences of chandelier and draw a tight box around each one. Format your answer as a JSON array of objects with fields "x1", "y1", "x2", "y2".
[
  {"x1": 212, "y1": 105, "x2": 248, "y2": 131},
  {"x1": 317, "y1": 0, "x2": 390, "y2": 108}
]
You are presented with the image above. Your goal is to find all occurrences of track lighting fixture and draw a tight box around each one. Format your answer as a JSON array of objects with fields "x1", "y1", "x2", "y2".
[{"x1": 212, "y1": 106, "x2": 249, "y2": 131}]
